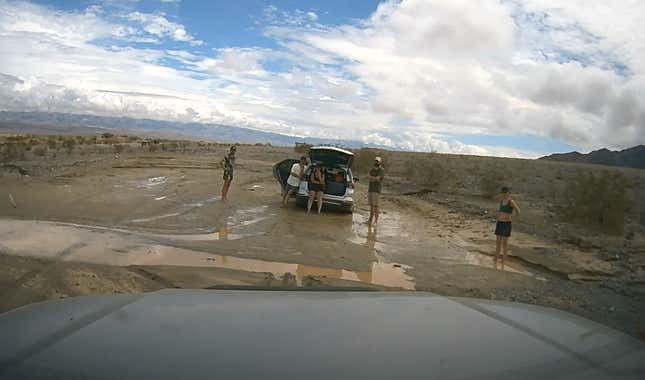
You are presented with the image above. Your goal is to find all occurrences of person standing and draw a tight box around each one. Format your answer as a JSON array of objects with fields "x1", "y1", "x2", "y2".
[
  {"x1": 282, "y1": 156, "x2": 307, "y2": 207},
  {"x1": 221, "y1": 145, "x2": 236, "y2": 201},
  {"x1": 494, "y1": 186, "x2": 521, "y2": 262},
  {"x1": 367, "y1": 156, "x2": 384, "y2": 226},
  {"x1": 307, "y1": 165, "x2": 326, "y2": 214}
]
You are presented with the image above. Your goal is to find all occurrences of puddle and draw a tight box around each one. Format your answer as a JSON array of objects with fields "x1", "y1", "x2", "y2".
[
  {"x1": 130, "y1": 213, "x2": 182, "y2": 223},
  {"x1": 154, "y1": 227, "x2": 262, "y2": 241},
  {"x1": 0, "y1": 219, "x2": 414, "y2": 290},
  {"x1": 226, "y1": 206, "x2": 270, "y2": 228},
  {"x1": 108, "y1": 245, "x2": 414, "y2": 289},
  {"x1": 136, "y1": 176, "x2": 167, "y2": 189},
  {"x1": 126, "y1": 196, "x2": 222, "y2": 224},
  {"x1": 348, "y1": 211, "x2": 545, "y2": 280}
]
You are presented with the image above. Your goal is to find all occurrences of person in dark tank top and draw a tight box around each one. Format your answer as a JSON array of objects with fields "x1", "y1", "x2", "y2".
[{"x1": 494, "y1": 186, "x2": 521, "y2": 265}]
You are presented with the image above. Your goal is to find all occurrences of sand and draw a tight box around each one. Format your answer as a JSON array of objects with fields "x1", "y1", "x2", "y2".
[{"x1": 1, "y1": 146, "x2": 644, "y2": 340}]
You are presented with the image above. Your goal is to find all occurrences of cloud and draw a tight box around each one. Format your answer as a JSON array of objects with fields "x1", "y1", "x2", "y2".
[
  {"x1": 126, "y1": 11, "x2": 203, "y2": 45},
  {"x1": 0, "y1": 0, "x2": 643, "y2": 157}
]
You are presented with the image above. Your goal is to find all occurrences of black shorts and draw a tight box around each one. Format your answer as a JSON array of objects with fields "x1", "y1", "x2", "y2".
[
  {"x1": 309, "y1": 183, "x2": 324, "y2": 192},
  {"x1": 223, "y1": 168, "x2": 233, "y2": 181},
  {"x1": 495, "y1": 221, "x2": 512, "y2": 237}
]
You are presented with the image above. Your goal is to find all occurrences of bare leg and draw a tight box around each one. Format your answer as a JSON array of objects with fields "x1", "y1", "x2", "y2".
[
  {"x1": 221, "y1": 180, "x2": 230, "y2": 201},
  {"x1": 317, "y1": 191, "x2": 323, "y2": 213},
  {"x1": 282, "y1": 189, "x2": 291, "y2": 207},
  {"x1": 373, "y1": 206, "x2": 379, "y2": 225},
  {"x1": 307, "y1": 191, "x2": 315, "y2": 213},
  {"x1": 495, "y1": 235, "x2": 502, "y2": 259},
  {"x1": 368, "y1": 205, "x2": 374, "y2": 225},
  {"x1": 502, "y1": 237, "x2": 509, "y2": 261}
]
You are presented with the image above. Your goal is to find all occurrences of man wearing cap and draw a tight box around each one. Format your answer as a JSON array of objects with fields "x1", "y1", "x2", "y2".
[{"x1": 368, "y1": 156, "x2": 385, "y2": 226}]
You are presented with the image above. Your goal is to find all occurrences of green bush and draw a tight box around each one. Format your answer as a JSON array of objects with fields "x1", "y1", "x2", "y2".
[{"x1": 561, "y1": 171, "x2": 631, "y2": 235}]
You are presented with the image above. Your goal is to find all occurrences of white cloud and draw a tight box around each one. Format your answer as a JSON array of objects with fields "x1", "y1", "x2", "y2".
[
  {"x1": 0, "y1": 0, "x2": 643, "y2": 157},
  {"x1": 126, "y1": 11, "x2": 203, "y2": 45}
]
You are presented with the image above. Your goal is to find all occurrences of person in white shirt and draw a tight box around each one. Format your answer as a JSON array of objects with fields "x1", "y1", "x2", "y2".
[{"x1": 282, "y1": 156, "x2": 307, "y2": 207}]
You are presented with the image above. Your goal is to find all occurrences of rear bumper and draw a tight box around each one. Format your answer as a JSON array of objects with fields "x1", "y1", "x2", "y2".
[
  {"x1": 296, "y1": 187, "x2": 354, "y2": 208},
  {"x1": 297, "y1": 195, "x2": 354, "y2": 207}
]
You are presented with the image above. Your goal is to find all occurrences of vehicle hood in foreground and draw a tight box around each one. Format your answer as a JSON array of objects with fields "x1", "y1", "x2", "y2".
[{"x1": 1, "y1": 290, "x2": 643, "y2": 380}]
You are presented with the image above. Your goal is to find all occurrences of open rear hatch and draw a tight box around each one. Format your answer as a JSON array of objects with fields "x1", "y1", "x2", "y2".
[{"x1": 309, "y1": 147, "x2": 354, "y2": 169}]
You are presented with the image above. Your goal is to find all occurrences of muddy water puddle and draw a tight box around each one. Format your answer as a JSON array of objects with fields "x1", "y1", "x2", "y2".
[
  {"x1": 0, "y1": 219, "x2": 414, "y2": 289},
  {"x1": 349, "y1": 211, "x2": 545, "y2": 280}
]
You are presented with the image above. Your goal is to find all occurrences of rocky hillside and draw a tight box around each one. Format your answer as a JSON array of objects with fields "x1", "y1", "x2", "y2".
[{"x1": 540, "y1": 145, "x2": 645, "y2": 169}]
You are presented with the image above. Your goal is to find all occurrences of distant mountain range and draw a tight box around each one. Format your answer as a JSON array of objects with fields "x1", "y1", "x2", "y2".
[
  {"x1": 0, "y1": 111, "x2": 385, "y2": 149},
  {"x1": 540, "y1": 145, "x2": 645, "y2": 169}
]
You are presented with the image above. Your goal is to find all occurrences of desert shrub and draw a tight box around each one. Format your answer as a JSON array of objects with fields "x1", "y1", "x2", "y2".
[
  {"x1": 1, "y1": 142, "x2": 27, "y2": 162},
  {"x1": 294, "y1": 143, "x2": 312, "y2": 154},
  {"x1": 148, "y1": 143, "x2": 158, "y2": 153},
  {"x1": 33, "y1": 145, "x2": 48, "y2": 157},
  {"x1": 478, "y1": 171, "x2": 504, "y2": 199},
  {"x1": 62, "y1": 137, "x2": 76, "y2": 155},
  {"x1": 404, "y1": 156, "x2": 457, "y2": 191},
  {"x1": 353, "y1": 149, "x2": 381, "y2": 174},
  {"x1": 76, "y1": 136, "x2": 86, "y2": 145},
  {"x1": 113, "y1": 144, "x2": 124, "y2": 154},
  {"x1": 128, "y1": 136, "x2": 140, "y2": 142},
  {"x1": 101, "y1": 132, "x2": 114, "y2": 139},
  {"x1": 46, "y1": 137, "x2": 58, "y2": 150},
  {"x1": 561, "y1": 171, "x2": 631, "y2": 235}
]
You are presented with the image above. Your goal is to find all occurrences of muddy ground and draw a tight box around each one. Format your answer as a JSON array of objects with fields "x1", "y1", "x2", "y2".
[{"x1": 1, "y1": 142, "x2": 645, "y2": 341}]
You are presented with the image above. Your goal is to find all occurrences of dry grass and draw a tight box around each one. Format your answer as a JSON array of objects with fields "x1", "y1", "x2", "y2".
[{"x1": 561, "y1": 171, "x2": 631, "y2": 235}]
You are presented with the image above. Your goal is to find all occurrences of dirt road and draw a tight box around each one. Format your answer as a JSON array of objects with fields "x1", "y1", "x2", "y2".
[{"x1": 1, "y1": 150, "x2": 644, "y2": 340}]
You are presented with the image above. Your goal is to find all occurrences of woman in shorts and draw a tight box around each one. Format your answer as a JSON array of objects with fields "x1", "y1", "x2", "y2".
[
  {"x1": 307, "y1": 165, "x2": 325, "y2": 214},
  {"x1": 495, "y1": 186, "x2": 521, "y2": 262}
]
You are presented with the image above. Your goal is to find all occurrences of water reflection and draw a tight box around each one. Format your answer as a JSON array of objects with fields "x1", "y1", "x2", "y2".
[{"x1": 365, "y1": 227, "x2": 377, "y2": 250}]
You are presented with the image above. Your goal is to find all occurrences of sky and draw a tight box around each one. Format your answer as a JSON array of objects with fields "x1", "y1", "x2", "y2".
[{"x1": 0, "y1": 0, "x2": 643, "y2": 158}]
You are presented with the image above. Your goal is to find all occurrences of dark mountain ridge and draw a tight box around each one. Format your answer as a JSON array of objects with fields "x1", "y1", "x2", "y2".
[{"x1": 540, "y1": 145, "x2": 645, "y2": 169}]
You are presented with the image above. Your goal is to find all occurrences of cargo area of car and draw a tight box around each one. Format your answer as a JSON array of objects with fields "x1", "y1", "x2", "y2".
[{"x1": 322, "y1": 167, "x2": 348, "y2": 196}]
